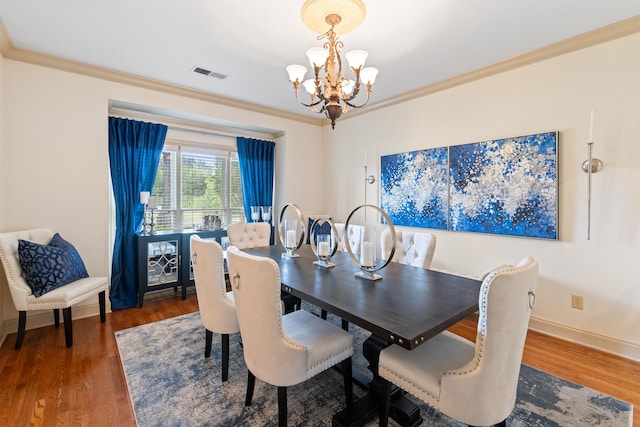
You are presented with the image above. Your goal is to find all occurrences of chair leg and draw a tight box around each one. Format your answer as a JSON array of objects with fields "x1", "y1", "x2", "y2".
[
  {"x1": 343, "y1": 357, "x2": 353, "y2": 408},
  {"x1": 378, "y1": 377, "x2": 392, "y2": 427},
  {"x1": 245, "y1": 370, "x2": 256, "y2": 406},
  {"x1": 15, "y1": 311, "x2": 26, "y2": 349},
  {"x1": 295, "y1": 297, "x2": 301, "y2": 311},
  {"x1": 63, "y1": 307, "x2": 73, "y2": 348},
  {"x1": 221, "y1": 333, "x2": 230, "y2": 382},
  {"x1": 99, "y1": 291, "x2": 106, "y2": 323},
  {"x1": 341, "y1": 319, "x2": 349, "y2": 331},
  {"x1": 320, "y1": 309, "x2": 327, "y2": 320},
  {"x1": 53, "y1": 309, "x2": 60, "y2": 327},
  {"x1": 204, "y1": 329, "x2": 213, "y2": 358},
  {"x1": 278, "y1": 386, "x2": 287, "y2": 427}
]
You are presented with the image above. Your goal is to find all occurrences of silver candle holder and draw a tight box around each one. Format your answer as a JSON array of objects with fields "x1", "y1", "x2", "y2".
[
  {"x1": 309, "y1": 217, "x2": 338, "y2": 268},
  {"x1": 278, "y1": 203, "x2": 305, "y2": 258},
  {"x1": 344, "y1": 205, "x2": 396, "y2": 281}
]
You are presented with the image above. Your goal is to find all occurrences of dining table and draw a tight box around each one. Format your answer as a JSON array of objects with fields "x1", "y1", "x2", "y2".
[{"x1": 241, "y1": 244, "x2": 482, "y2": 427}]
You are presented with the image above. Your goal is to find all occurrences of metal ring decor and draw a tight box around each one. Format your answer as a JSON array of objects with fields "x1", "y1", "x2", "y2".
[
  {"x1": 344, "y1": 204, "x2": 396, "y2": 281},
  {"x1": 309, "y1": 217, "x2": 339, "y2": 268},
  {"x1": 278, "y1": 203, "x2": 306, "y2": 258}
]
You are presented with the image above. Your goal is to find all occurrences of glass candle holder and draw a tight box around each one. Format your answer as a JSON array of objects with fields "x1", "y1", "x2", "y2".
[
  {"x1": 250, "y1": 206, "x2": 260, "y2": 222},
  {"x1": 278, "y1": 203, "x2": 305, "y2": 258},
  {"x1": 344, "y1": 204, "x2": 396, "y2": 281},
  {"x1": 309, "y1": 217, "x2": 338, "y2": 268},
  {"x1": 261, "y1": 206, "x2": 272, "y2": 222}
]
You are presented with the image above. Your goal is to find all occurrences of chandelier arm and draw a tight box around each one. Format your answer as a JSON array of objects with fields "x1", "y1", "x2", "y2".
[
  {"x1": 345, "y1": 89, "x2": 371, "y2": 109},
  {"x1": 298, "y1": 98, "x2": 324, "y2": 108}
]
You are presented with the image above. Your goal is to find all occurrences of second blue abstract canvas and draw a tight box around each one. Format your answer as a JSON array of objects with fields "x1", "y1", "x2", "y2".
[{"x1": 380, "y1": 131, "x2": 558, "y2": 239}]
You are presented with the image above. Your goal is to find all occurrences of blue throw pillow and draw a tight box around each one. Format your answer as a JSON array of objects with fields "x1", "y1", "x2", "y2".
[{"x1": 18, "y1": 233, "x2": 89, "y2": 297}]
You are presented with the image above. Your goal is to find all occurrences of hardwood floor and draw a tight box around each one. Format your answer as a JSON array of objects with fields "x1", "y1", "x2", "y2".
[{"x1": 1, "y1": 290, "x2": 638, "y2": 426}]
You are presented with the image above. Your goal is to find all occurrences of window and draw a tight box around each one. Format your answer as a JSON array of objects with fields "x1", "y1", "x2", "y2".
[{"x1": 151, "y1": 145, "x2": 244, "y2": 231}]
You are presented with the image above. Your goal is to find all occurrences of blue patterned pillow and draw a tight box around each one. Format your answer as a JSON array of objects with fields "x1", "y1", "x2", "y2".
[{"x1": 18, "y1": 233, "x2": 89, "y2": 297}]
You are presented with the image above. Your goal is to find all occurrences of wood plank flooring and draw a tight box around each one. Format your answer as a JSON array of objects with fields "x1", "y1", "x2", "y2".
[{"x1": 1, "y1": 290, "x2": 638, "y2": 427}]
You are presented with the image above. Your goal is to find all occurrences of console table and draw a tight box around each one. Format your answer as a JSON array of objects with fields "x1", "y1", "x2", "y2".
[{"x1": 136, "y1": 230, "x2": 227, "y2": 307}]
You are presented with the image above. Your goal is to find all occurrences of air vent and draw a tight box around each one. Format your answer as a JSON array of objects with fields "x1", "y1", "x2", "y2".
[{"x1": 190, "y1": 66, "x2": 227, "y2": 79}]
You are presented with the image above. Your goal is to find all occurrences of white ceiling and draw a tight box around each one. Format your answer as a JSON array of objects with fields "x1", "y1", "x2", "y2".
[{"x1": 0, "y1": 1, "x2": 639, "y2": 122}]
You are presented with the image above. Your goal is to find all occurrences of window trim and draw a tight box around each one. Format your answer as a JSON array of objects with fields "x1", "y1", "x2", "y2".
[{"x1": 153, "y1": 139, "x2": 245, "y2": 232}]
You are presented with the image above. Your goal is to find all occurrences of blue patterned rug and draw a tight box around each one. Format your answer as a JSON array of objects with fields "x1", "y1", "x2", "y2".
[{"x1": 115, "y1": 310, "x2": 632, "y2": 426}]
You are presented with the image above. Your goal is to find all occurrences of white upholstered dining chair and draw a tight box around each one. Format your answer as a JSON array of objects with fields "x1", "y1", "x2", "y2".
[
  {"x1": 380, "y1": 229, "x2": 436, "y2": 269},
  {"x1": 227, "y1": 221, "x2": 301, "y2": 312},
  {"x1": 0, "y1": 228, "x2": 108, "y2": 349},
  {"x1": 335, "y1": 223, "x2": 364, "y2": 255},
  {"x1": 378, "y1": 257, "x2": 538, "y2": 427},
  {"x1": 227, "y1": 222, "x2": 271, "y2": 248},
  {"x1": 226, "y1": 246, "x2": 354, "y2": 427},
  {"x1": 190, "y1": 235, "x2": 240, "y2": 382}
]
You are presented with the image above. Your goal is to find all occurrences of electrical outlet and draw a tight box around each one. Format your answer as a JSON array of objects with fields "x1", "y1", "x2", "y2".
[{"x1": 571, "y1": 294, "x2": 584, "y2": 310}]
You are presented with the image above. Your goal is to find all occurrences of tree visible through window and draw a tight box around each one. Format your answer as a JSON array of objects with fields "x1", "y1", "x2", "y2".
[{"x1": 151, "y1": 146, "x2": 244, "y2": 231}]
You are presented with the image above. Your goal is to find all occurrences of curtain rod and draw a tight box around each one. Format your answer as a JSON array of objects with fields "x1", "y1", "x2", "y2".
[{"x1": 108, "y1": 107, "x2": 279, "y2": 141}]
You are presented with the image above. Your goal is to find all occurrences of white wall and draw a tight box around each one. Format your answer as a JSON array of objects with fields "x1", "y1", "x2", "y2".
[
  {"x1": 325, "y1": 33, "x2": 640, "y2": 360},
  {"x1": 0, "y1": 50, "x2": 6, "y2": 341},
  {"x1": 0, "y1": 59, "x2": 324, "y2": 334}
]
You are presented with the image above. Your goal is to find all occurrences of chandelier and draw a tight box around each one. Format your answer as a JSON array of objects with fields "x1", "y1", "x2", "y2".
[{"x1": 286, "y1": 0, "x2": 378, "y2": 129}]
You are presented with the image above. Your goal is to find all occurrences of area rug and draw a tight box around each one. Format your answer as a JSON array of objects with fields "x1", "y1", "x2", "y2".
[{"x1": 115, "y1": 309, "x2": 633, "y2": 426}]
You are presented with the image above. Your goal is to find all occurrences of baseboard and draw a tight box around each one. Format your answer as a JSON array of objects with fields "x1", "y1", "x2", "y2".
[
  {"x1": 529, "y1": 316, "x2": 640, "y2": 363},
  {"x1": 0, "y1": 300, "x2": 111, "y2": 347},
  {"x1": 0, "y1": 320, "x2": 7, "y2": 349}
]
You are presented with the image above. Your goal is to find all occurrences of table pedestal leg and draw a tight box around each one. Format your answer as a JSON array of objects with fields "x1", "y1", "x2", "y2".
[{"x1": 332, "y1": 334, "x2": 423, "y2": 427}]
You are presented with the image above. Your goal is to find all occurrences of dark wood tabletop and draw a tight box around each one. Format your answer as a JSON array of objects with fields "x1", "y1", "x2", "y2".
[{"x1": 242, "y1": 244, "x2": 482, "y2": 350}]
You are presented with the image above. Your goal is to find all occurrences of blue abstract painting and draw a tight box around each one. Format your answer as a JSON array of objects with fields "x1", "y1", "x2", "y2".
[
  {"x1": 449, "y1": 131, "x2": 557, "y2": 239},
  {"x1": 380, "y1": 147, "x2": 449, "y2": 229}
]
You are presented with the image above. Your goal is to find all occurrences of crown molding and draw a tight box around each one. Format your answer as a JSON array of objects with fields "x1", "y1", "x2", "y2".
[
  {"x1": 347, "y1": 15, "x2": 640, "y2": 119},
  {"x1": 0, "y1": 20, "x2": 323, "y2": 127},
  {"x1": 1, "y1": 16, "x2": 639, "y2": 126}
]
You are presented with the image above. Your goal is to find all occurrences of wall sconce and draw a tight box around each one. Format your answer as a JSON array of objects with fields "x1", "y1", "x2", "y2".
[
  {"x1": 582, "y1": 110, "x2": 604, "y2": 240},
  {"x1": 363, "y1": 152, "x2": 376, "y2": 220}
]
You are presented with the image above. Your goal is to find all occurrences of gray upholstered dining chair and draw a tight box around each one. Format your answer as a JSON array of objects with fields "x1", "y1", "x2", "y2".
[
  {"x1": 227, "y1": 221, "x2": 301, "y2": 312},
  {"x1": 380, "y1": 229, "x2": 436, "y2": 269},
  {"x1": 378, "y1": 257, "x2": 538, "y2": 427},
  {"x1": 226, "y1": 246, "x2": 354, "y2": 427},
  {"x1": 0, "y1": 228, "x2": 108, "y2": 349},
  {"x1": 190, "y1": 235, "x2": 240, "y2": 382}
]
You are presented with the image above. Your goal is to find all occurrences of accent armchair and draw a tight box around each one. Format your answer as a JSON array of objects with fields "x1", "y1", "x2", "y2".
[
  {"x1": 378, "y1": 257, "x2": 538, "y2": 427},
  {"x1": 227, "y1": 246, "x2": 354, "y2": 427},
  {"x1": 190, "y1": 235, "x2": 240, "y2": 382},
  {"x1": 0, "y1": 228, "x2": 108, "y2": 349}
]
